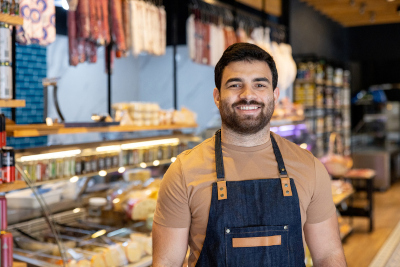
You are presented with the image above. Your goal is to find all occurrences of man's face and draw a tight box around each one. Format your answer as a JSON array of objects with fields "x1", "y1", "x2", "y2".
[{"x1": 213, "y1": 60, "x2": 279, "y2": 135}]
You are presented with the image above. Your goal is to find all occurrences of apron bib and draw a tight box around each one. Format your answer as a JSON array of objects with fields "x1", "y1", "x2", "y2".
[{"x1": 195, "y1": 130, "x2": 305, "y2": 267}]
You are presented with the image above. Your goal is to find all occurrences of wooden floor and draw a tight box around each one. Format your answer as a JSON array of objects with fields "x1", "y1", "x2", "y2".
[{"x1": 342, "y1": 181, "x2": 400, "y2": 267}]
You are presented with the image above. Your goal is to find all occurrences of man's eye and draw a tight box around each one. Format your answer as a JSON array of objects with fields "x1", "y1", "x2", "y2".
[
  {"x1": 229, "y1": 84, "x2": 240, "y2": 88},
  {"x1": 256, "y1": 84, "x2": 266, "y2": 88}
]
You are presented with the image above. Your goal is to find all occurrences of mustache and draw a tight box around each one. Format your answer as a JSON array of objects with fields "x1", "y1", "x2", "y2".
[{"x1": 232, "y1": 100, "x2": 265, "y2": 108}]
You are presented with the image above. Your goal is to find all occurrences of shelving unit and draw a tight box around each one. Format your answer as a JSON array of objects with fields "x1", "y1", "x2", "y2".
[
  {"x1": 0, "y1": 13, "x2": 23, "y2": 25},
  {"x1": 6, "y1": 123, "x2": 198, "y2": 137},
  {"x1": 294, "y1": 60, "x2": 351, "y2": 158},
  {"x1": 0, "y1": 99, "x2": 25, "y2": 108},
  {"x1": 332, "y1": 188, "x2": 354, "y2": 206}
]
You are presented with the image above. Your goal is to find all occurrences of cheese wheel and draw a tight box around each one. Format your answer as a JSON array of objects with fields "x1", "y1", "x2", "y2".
[
  {"x1": 103, "y1": 244, "x2": 128, "y2": 267},
  {"x1": 103, "y1": 248, "x2": 115, "y2": 267},
  {"x1": 67, "y1": 260, "x2": 78, "y2": 267},
  {"x1": 77, "y1": 259, "x2": 91, "y2": 267},
  {"x1": 124, "y1": 241, "x2": 144, "y2": 263},
  {"x1": 91, "y1": 254, "x2": 107, "y2": 267}
]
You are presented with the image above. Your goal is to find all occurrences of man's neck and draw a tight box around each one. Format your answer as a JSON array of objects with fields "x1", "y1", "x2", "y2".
[{"x1": 221, "y1": 125, "x2": 271, "y2": 147}]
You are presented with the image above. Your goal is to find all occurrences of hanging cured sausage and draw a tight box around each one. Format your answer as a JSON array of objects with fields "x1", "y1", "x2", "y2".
[{"x1": 67, "y1": 0, "x2": 166, "y2": 68}]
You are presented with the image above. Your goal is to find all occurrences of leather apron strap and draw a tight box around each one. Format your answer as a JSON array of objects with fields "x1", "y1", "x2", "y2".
[{"x1": 215, "y1": 130, "x2": 292, "y2": 198}]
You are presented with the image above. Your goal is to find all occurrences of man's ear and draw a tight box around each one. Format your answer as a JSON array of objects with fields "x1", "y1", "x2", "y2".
[
  {"x1": 213, "y1": 88, "x2": 220, "y2": 108},
  {"x1": 273, "y1": 87, "x2": 280, "y2": 105}
]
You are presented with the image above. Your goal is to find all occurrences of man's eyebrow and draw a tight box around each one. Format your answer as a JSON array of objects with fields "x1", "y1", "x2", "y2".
[
  {"x1": 225, "y1": 78, "x2": 243, "y2": 85},
  {"x1": 253, "y1": 77, "x2": 271, "y2": 84}
]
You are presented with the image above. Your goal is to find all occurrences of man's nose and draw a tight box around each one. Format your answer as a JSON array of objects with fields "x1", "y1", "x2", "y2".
[{"x1": 239, "y1": 85, "x2": 257, "y2": 100}]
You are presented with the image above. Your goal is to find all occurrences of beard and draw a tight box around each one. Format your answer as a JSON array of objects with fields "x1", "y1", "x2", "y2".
[{"x1": 219, "y1": 98, "x2": 275, "y2": 135}]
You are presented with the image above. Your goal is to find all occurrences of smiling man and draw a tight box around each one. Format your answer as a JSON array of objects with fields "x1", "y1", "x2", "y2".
[{"x1": 152, "y1": 43, "x2": 347, "y2": 267}]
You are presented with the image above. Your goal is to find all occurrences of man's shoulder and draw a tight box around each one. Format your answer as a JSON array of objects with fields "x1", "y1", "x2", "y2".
[{"x1": 178, "y1": 135, "x2": 215, "y2": 164}]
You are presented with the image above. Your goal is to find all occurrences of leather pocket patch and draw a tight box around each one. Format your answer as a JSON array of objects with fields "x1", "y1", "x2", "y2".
[{"x1": 232, "y1": 235, "x2": 282, "y2": 248}]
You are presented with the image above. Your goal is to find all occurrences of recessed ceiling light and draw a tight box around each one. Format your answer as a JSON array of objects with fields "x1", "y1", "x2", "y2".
[
  {"x1": 360, "y1": 2, "x2": 366, "y2": 15},
  {"x1": 369, "y1": 11, "x2": 376, "y2": 23}
]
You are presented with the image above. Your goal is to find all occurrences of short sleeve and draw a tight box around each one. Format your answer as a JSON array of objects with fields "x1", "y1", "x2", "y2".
[
  {"x1": 305, "y1": 157, "x2": 336, "y2": 224},
  {"x1": 153, "y1": 157, "x2": 191, "y2": 228}
]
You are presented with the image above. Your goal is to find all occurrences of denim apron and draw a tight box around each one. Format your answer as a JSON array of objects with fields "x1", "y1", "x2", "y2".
[{"x1": 195, "y1": 130, "x2": 305, "y2": 267}]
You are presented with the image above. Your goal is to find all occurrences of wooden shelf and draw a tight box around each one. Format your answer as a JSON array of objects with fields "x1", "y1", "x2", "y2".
[
  {"x1": 333, "y1": 188, "x2": 354, "y2": 206},
  {"x1": 0, "y1": 181, "x2": 27, "y2": 193},
  {"x1": 0, "y1": 13, "x2": 23, "y2": 26},
  {"x1": 6, "y1": 123, "x2": 198, "y2": 137},
  {"x1": 339, "y1": 223, "x2": 353, "y2": 240},
  {"x1": 0, "y1": 99, "x2": 25, "y2": 108}
]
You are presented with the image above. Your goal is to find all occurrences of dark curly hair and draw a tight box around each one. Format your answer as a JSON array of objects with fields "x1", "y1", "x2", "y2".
[{"x1": 214, "y1": 43, "x2": 278, "y2": 91}]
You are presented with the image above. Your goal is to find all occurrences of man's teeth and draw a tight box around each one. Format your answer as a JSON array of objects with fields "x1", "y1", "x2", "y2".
[{"x1": 239, "y1": 106, "x2": 258, "y2": 110}]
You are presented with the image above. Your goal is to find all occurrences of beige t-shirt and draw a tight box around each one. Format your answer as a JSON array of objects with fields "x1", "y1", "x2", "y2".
[{"x1": 154, "y1": 132, "x2": 336, "y2": 267}]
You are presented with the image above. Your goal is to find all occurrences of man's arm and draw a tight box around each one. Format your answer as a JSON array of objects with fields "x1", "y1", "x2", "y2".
[
  {"x1": 304, "y1": 213, "x2": 347, "y2": 267},
  {"x1": 152, "y1": 222, "x2": 189, "y2": 267}
]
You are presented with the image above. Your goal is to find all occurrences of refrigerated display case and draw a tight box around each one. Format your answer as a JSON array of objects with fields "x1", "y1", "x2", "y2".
[{"x1": 4, "y1": 133, "x2": 200, "y2": 267}]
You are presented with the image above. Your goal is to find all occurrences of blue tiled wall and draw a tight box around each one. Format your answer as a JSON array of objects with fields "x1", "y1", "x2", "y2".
[{"x1": 2, "y1": 44, "x2": 48, "y2": 149}]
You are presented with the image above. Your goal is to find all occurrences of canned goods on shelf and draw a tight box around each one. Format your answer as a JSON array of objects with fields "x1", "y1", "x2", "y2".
[
  {"x1": 1, "y1": 147, "x2": 14, "y2": 183},
  {"x1": 0, "y1": 114, "x2": 6, "y2": 147},
  {"x1": 0, "y1": 62, "x2": 12, "y2": 100},
  {"x1": 1, "y1": 231, "x2": 13, "y2": 267},
  {"x1": 0, "y1": 195, "x2": 7, "y2": 231},
  {"x1": 0, "y1": 23, "x2": 11, "y2": 63}
]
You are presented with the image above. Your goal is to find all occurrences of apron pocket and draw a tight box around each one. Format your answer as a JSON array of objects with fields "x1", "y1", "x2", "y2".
[{"x1": 225, "y1": 225, "x2": 289, "y2": 267}]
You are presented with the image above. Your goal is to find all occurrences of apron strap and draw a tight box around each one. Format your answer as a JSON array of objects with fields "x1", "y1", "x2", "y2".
[
  {"x1": 215, "y1": 130, "x2": 227, "y2": 200},
  {"x1": 271, "y1": 134, "x2": 293, "y2": 197},
  {"x1": 215, "y1": 129, "x2": 225, "y2": 180},
  {"x1": 270, "y1": 134, "x2": 288, "y2": 178}
]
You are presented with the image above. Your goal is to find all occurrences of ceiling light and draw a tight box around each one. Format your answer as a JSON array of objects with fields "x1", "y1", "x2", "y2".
[
  {"x1": 153, "y1": 160, "x2": 160, "y2": 166},
  {"x1": 359, "y1": 2, "x2": 366, "y2": 14},
  {"x1": 99, "y1": 170, "x2": 107, "y2": 177},
  {"x1": 70, "y1": 176, "x2": 79, "y2": 183},
  {"x1": 369, "y1": 11, "x2": 376, "y2": 23},
  {"x1": 121, "y1": 138, "x2": 180, "y2": 150},
  {"x1": 171, "y1": 157, "x2": 177, "y2": 163},
  {"x1": 20, "y1": 149, "x2": 81, "y2": 162},
  {"x1": 387, "y1": 0, "x2": 395, "y2": 2},
  {"x1": 61, "y1": 0, "x2": 69, "y2": 10},
  {"x1": 300, "y1": 143, "x2": 308, "y2": 149},
  {"x1": 96, "y1": 145, "x2": 121, "y2": 152},
  {"x1": 73, "y1": 208, "x2": 81, "y2": 213},
  {"x1": 118, "y1": 167, "x2": 126, "y2": 173},
  {"x1": 140, "y1": 162, "x2": 147, "y2": 168}
]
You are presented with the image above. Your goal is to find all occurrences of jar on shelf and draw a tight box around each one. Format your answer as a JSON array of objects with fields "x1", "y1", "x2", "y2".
[
  {"x1": 56, "y1": 158, "x2": 64, "y2": 179},
  {"x1": 87, "y1": 197, "x2": 107, "y2": 224},
  {"x1": 75, "y1": 156, "x2": 83, "y2": 175},
  {"x1": 105, "y1": 153, "x2": 113, "y2": 169},
  {"x1": 98, "y1": 154, "x2": 106, "y2": 171},
  {"x1": 111, "y1": 153, "x2": 119, "y2": 168},
  {"x1": 91, "y1": 155, "x2": 98, "y2": 173},
  {"x1": 49, "y1": 159, "x2": 57, "y2": 180},
  {"x1": 83, "y1": 156, "x2": 91, "y2": 174},
  {"x1": 63, "y1": 158, "x2": 71, "y2": 178},
  {"x1": 70, "y1": 157, "x2": 76, "y2": 176}
]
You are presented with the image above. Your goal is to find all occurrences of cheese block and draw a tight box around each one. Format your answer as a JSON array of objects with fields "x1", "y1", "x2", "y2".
[
  {"x1": 130, "y1": 233, "x2": 152, "y2": 255},
  {"x1": 124, "y1": 241, "x2": 144, "y2": 263},
  {"x1": 103, "y1": 244, "x2": 128, "y2": 267},
  {"x1": 77, "y1": 259, "x2": 91, "y2": 267},
  {"x1": 67, "y1": 260, "x2": 78, "y2": 267},
  {"x1": 91, "y1": 253, "x2": 107, "y2": 267}
]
